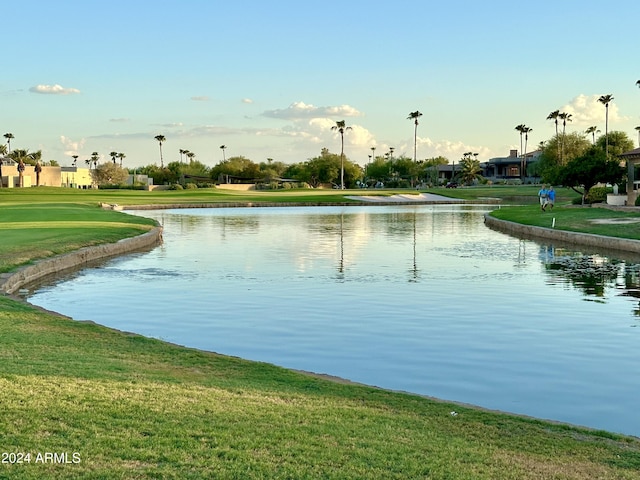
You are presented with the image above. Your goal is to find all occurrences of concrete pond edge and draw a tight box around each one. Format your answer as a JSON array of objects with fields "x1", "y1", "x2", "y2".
[
  {"x1": 0, "y1": 226, "x2": 163, "y2": 295},
  {"x1": 484, "y1": 213, "x2": 640, "y2": 254}
]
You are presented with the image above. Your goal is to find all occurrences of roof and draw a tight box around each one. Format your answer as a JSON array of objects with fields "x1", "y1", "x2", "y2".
[{"x1": 619, "y1": 147, "x2": 640, "y2": 158}]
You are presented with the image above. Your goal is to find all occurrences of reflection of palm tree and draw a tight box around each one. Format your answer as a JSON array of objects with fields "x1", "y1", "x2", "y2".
[
  {"x1": 154, "y1": 135, "x2": 166, "y2": 167},
  {"x1": 585, "y1": 126, "x2": 600, "y2": 145},
  {"x1": 598, "y1": 94, "x2": 614, "y2": 156},
  {"x1": 331, "y1": 120, "x2": 352, "y2": 189},
  {"x1": 337, "y1": 213, "x2": 345, "y2": 278},
  {"x1": 410, "y1": 211, "x2": 418, "y2": 282},
  {"x1": 407, "y1": 110, "x2": 422, "y2": 162},
  {"x1": 3, "y1": 132, "x2": 14, "y2": 153}
]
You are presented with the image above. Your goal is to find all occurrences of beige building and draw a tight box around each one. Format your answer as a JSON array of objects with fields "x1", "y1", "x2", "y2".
[{"x1": 0, "y1": 157, "x2": 94, "y2": 188}]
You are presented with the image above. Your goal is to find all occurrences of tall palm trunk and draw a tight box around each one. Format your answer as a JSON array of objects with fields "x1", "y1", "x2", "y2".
[
  {"x1": 604, "y1": 104, "x2": 609, "y2": 157},
  {"x1": 340, "y1": 132, "x2": 345, "y2": 190}
]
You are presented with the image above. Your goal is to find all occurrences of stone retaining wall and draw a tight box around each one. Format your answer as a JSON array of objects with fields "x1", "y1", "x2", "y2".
[
  {"x1": 484, "y1": 214, "x2": 640, "y2": 254},
  {"x1": 0, "y1": 227, "x2": 163, "y2": 295}
]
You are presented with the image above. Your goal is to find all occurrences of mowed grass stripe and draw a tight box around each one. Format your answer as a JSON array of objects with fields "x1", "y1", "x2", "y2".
[{"x1": 0, "y1": 221, "x2": 155, "y2": 230}]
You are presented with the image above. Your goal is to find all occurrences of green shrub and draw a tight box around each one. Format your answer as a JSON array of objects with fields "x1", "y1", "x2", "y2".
[
  {"x1": 184, "y1": 182, "x2": 198, "y2": 190},
  {"x1": 168, "y1": 184, "x2": 183, "y2": 190},
  {"x1": 98, "y1": 184, "x2": 146, "y2": 190},
  {"x1": 586, "y1": 186, "x2": 611, "y2": 204}
]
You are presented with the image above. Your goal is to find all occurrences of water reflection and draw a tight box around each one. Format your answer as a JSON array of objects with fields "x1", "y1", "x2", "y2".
[
  {"x1": 26, "y1": 205, "x2": 640, "y2": 436},
  {"x1": 539, "y1": 244, "x2": 640, "y2": 308}
]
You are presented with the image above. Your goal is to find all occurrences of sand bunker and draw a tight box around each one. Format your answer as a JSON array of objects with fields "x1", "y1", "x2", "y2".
[
  {"x1": 345, "y1": 193, "x2": 464, "y2": 203},
  {"x1": 589, "y1": 218, "x2": 640, "y2": 225}
]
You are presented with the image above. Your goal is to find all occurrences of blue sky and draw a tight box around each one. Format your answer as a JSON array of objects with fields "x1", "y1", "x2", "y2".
[{"x1": 3, "y1": 0, "x2": 639, "y2": 168}]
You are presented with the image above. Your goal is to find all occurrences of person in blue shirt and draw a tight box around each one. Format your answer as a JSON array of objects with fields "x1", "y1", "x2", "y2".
[
  {"x1": 538, "y1": 185, "x2": 549, "y2": 211},
  {"x1": 547, "y1": 186, "x2": 555, "y2": 210}
]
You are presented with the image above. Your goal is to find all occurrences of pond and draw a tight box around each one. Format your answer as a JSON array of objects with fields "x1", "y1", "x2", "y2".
[{"x1": 27, "y1": 205, "x2": 640, "y2": 436}]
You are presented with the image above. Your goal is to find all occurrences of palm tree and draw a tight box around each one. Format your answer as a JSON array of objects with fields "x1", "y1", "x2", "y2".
[
  {"x1": 636, "y1": 80, "x2": 640, "y2": 88},
  {"x1": 585, "y1": 126, "x2": 600, "y2": 145},
  {"x1": 109, "y1": 151, "x2": 118, "y2": 164},
  {"x1": 220, "y1": 145, "x2": 227, "y2": 162},
  {"x1": 522, "y1": 126, "x2": 532, "y2": 180},
  {"x1": 186, "y1": 151, "x2": 195, "y2": 163},
  {"x1": 514, "y1": 124, "x2": 526, "y2": 179},
  {"x1": 72, "y1": 155, "x2": 78, "y2": 166},
  {"x1": 597, "y1": 94, "x2": 614, "y2": 156},
  {"x1": 407, "y1": 110, "x2": 423, "y2": 162},
  {"x1": 85, "y1": 158, "x2": 92, "y2": 168},
  {"x1": 90, "y1": 152, "x2": 99, "y2": 170},
  {"x1": 331, "y1": 120, "x2": 352, "y2": 189},
  {"x1": 117, "y1": 152, "x2": 126, "y2": 167},
  {"x1": 179, "y1": 148, "x2": 187, "y2": 163},
  {"x1": 546, "y1": 110, "x2": 560, "y2": 159},
  {"x1": 154, "y1": 135, "x2": 166, "y2": 167},
  {"x1": 559, "y1": 112, "x2": 572, "y2": 135},
  {"x1": 546, "y1": 110, "x2": 560, "y2": 136},
  {"x1": 4, "y1": 133, "x2": 14, "y2": 153},
  {"x1": 458, "y1": 152, "x2": 482, "y2": 185},
  {"x1": 558, "y1": 112, "x2": 572, "y2": 163}
]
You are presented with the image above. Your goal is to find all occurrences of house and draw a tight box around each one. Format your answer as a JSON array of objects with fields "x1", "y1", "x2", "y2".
[
  {"x1": 619, "y1": 147, "x2": 640, "y2": 206},
  {"x1": 482, "y1": 149, "x2": 541, "y2": 183}
]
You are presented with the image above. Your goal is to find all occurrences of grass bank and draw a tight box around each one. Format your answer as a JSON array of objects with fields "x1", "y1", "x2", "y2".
[
  {"x1": 489, "y1": 205, "x2": 640, "y2": 240},
  {"x1": 2, "y1": 297, "x2": 640, "y2": 479},
  {"x1": 2, "y1": 187, "x2": 640, "y2": 478}
]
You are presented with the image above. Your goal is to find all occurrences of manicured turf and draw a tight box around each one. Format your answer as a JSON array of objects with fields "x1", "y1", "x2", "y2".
[{"x1": 2, "y1": 297, "x2": 640, "y2": 479}]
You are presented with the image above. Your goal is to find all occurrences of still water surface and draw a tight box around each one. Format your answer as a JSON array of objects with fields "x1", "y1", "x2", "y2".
[{"x1": 28, "y1": 205, "x2": 640, "y2": 436}]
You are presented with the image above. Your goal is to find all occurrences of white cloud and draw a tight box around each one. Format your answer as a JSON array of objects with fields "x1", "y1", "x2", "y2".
[
  {"x1": 190, "y1": 96, "x2": 210, "y2": 101},
  {"x1": 109, "y1": 118, "x2": 130, "y2": 123},
  {"x1": 242, "y1": 98, "x2": 254, "y2": 104},
  {"x1": 560, "y1": 94, "x2": 629, "y2": 126},
  {"x1": 263, "y1": 101, "x2": 362, "y2": 120},
  {"x1": 59, "y1": 135, "x2": 85, "y2": 157},
  {"x1": 30, "y1": 84, "x2": 80, "y2": 95}
]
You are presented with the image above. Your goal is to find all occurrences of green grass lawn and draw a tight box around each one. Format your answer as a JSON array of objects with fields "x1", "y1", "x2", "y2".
[
  {"x1": 2, "y1": 297, "x2": 640, "y2": 479},
  {"x1": 2, "y1": 186, "x2": 640, "y2": 478},
  {"x1": 490, "y1": 205, "x2": 640, "y2": 239},
  {"x1": 0, "y1": 203, "x2": 157, "y2": 273}
]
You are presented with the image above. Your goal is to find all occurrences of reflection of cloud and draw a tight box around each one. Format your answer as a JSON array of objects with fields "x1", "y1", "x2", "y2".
[
  {"x1": 293, "y1": 212, "x2": 370, "y2": 273},
  {"x1": 30, "y1": 84, "x2": 80, "y2": 95},
  {"x1": 263, "y1": 101, "x2": 362, "y2": 120},
  {"x1": 560, "y1": 94, "x2": 629, "y2": 126}
]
